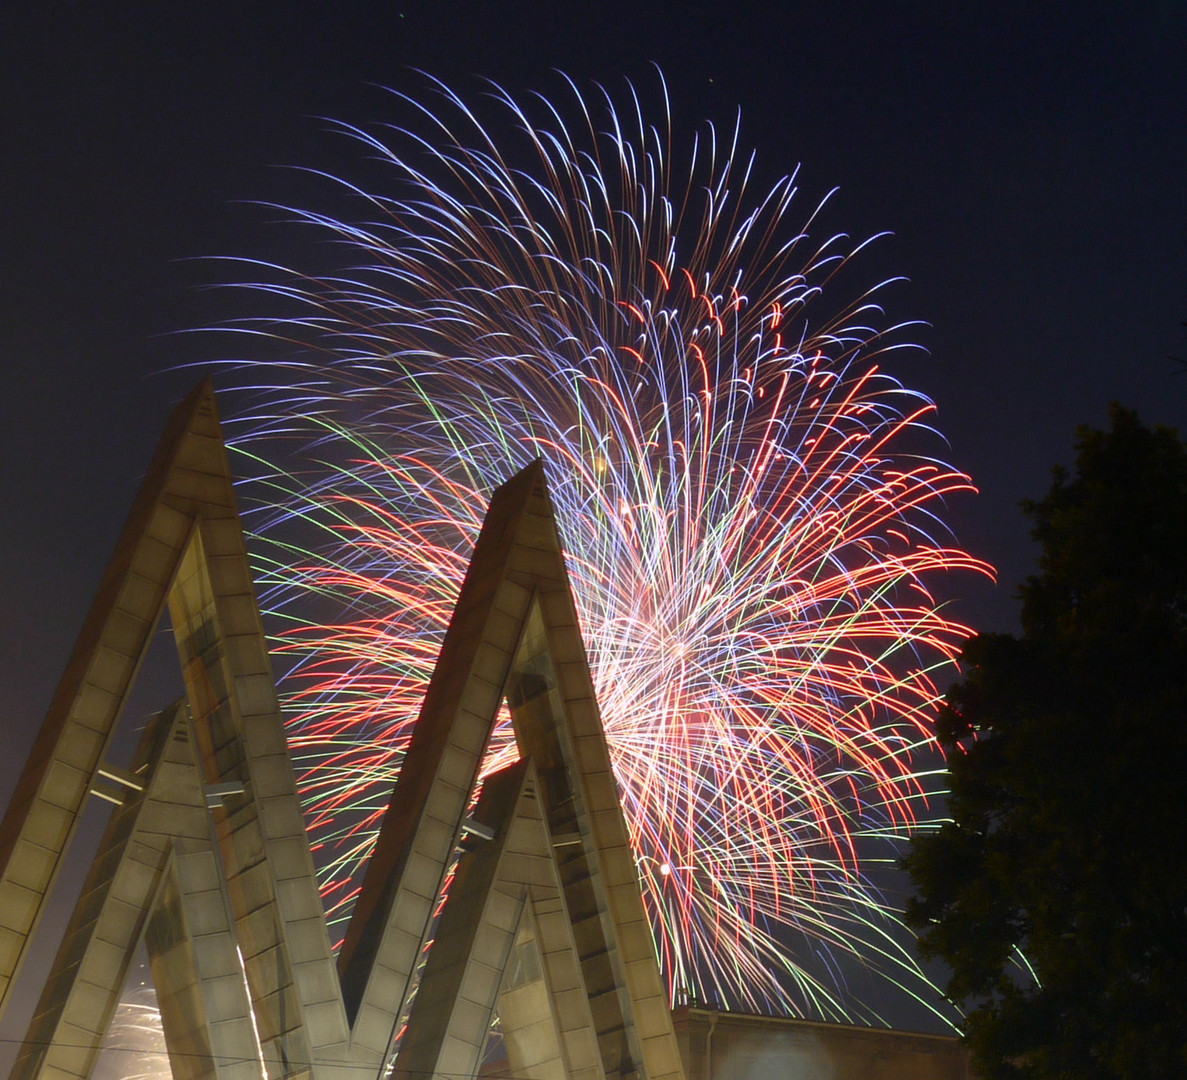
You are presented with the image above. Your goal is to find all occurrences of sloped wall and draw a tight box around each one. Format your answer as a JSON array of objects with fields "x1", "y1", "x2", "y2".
[{"x1": 672, "y1": 1007, "x2": 975, "y2": 1080}]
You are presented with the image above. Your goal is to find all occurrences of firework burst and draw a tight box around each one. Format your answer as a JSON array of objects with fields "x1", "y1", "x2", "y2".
[
  {"x1": 214, "y1": 73, "x2": 990, "y2": 1025},
  {"x1": 94, "y1": 974, "x2": 170, "y2": 1080}
]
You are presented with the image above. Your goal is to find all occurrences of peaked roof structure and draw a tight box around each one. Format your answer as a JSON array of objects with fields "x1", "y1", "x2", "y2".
[{"x1": 0, "y1": 380, "x2": 686, "y2": 1080}]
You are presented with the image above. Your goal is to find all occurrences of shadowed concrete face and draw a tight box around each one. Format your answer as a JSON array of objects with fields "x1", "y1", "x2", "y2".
[{"x1": 673, "y1": 1009, "x2": 975, "y2": 1080}]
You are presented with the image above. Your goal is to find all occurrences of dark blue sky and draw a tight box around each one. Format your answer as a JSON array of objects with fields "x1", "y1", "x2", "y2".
[{"x1": 0, "y1": 0, "x2": 1184, "y2": 1032}]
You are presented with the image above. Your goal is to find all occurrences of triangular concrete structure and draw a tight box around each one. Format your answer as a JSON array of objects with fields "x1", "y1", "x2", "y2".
[
  {"x1": 338, "y1": 461, "x2": 683, "y2": 1080},
  {"x1": 0, "y1": 382, "x2": 685, "y2": 1080},
  {"x1": 0, "y1": 380, "x2": 346, "y2": 1079},
  {"x1": 12, "y1": 702, "x2": 270, "y2": 1080}
]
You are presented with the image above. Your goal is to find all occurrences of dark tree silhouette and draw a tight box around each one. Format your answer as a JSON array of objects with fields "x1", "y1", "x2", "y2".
[{"x1": 904, "y1": 406, "x2": 1187, "y2": 1080}]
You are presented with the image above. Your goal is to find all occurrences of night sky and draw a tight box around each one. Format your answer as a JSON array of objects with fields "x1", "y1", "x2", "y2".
[{"x1": 1, "y1": 0, "x2": 1184, "y2": 1036}]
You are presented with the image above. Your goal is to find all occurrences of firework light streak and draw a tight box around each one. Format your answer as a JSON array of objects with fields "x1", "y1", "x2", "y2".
[
  {"x1": 210, "y1": 73, "x2": 991, "y2": 1026},
  {"x1": 94, "y1": 979, "x2": 170, "y2": 1080}
]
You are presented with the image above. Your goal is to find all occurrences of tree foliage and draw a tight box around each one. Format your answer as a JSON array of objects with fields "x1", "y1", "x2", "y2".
[{"x1": 904, "y1": 406, "x2": 1187, "y2": 1079}]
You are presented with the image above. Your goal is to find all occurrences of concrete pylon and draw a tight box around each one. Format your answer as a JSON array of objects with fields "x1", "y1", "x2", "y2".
[
  {"x1": 0, "y1": 380, "x2": 345, "y2": 1079},
  {"x1": 11, "y1": 702, "x2": 268, "y2": 1080},
  {"x1": 337, "y1": 461, "x2": 684, "y2": 1080},
  {"x1": 0, "y1": 383, "x2": 686, "y2": 1080}
]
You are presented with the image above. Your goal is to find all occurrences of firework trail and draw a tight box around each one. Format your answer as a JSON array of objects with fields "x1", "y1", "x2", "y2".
[
  {"x1": 94, "y1": 974, "x2": 170, "y2": 1080},
  {"x1": 213, "y1": 73, "x2": 990, "y2": 1025}
]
